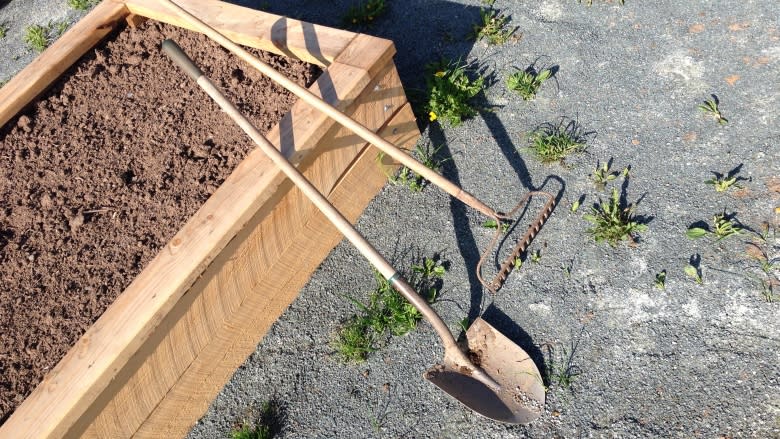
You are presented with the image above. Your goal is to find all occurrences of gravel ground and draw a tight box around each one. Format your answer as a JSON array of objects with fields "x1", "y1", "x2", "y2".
[{"x1": 2, "y1": 1, "x2": 779, "y2": 438}]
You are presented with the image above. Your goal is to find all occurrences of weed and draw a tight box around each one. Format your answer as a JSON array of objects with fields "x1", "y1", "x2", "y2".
[
  {"x1": 570, "y1": 198, "x2": 581, "y2": 213},
  {"x1": 705, "y1": 166, "x2": 745, "y2": 192},
  {"x1": 231, "y1": 400, "x2": 285, "y2": 439},
  {"x1": 654, "y1": 270, "x2": 666, "y2": 290},
  {"x1": 471, "y1": 8, "x2": 516, "y2": 45},
  {"x1": 699, "y1": 94, "x2": 728, "y2": 125},
  {"x1": 745, "y1": 234, "x2": 780, "y2": 302},
  {"x1": 590, "y1": 160, "x2": 621, "y2": 190},
  {"x1": 687, "y1": 212, "x2": 741, "y2": 241},
  {"x1": 0, "y1": 22, "x2": 8, "y2": 39},
  {"x1": 457, "y1": 317, "x2": 471, "y2": 332},
  {"x1": 425, "y1": 59, "x2": 485, "y2": 126},
  {"x1": 530, "y1": 249, "x2": 542, "y2": 263},
  {"x1": 23, "y1": 21, "x2": 68, "y2": 53},
  {"x1": 684, "y1": 264, "x2": 702, "y2": 284},
  {"x1": 333, "y1": 258, "x2": 447, "y2": 362},
  {"x1": 579, "y1": 0, "x2": 625, "y2": 5},
  {"x1": 387, "y1": 143, "x2": 449, "y2": 192},
  {"x1": 67, "y1": 0, "x2": 99, "y2": 11},
  {"x1": 525, "y1": 120, "x2": 587, "y2": 163},
  {"x1": 544, "y1": 342, "x2": 581, "y2": 391},
  {"x1": 481, "y1": 0, "x2": 496, "y2": 5},
  {"x1": 506, "y1": 67, "x2": 551, "y2": 100},
  {"x1": 584, "y1": 188, "x2": 648, "y2": 246},
  {"x1": 342, "y1": 0, "x2": 386, "y2": 27},
  {"x1": 513, "y1": 256, "x2": 523, "y2": 270},
  {"x1": 482, "y1": 218, "x2": 510, "y2": 233}
]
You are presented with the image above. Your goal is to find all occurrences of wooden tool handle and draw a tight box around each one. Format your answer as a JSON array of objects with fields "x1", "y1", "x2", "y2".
[{"x1": 159, "y1": 0, "x2": 498, "y2": 219}]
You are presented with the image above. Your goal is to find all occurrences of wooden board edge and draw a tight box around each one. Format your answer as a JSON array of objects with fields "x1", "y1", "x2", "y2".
[
  {"x1": 0, "y1": 0, "x2": 129, "y2": 130},
  {"x1": 123, "y1": 0, "x2": 357, "y2": 67},
  {"x1": 136, "y1": 103, "x2": 419, "y2": 438}
]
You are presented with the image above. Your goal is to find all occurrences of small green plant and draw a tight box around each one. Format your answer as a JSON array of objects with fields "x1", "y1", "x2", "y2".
[
  {"x1": 687, "y1": 212, "x2": 741, "y2": 241},
  {"x1": 684, "y1": 264, "x2": 702, "y2": 284},
  {"x1": 506, "y1": 67, "x2": 551, "y2": 100},
  {"x1": 481, "y1": 218, "x2": 510, "y2": 233},
  {"x1": 590, "y1": 160, "x2": 626, "y2": 190},
  {"x1": 529, "y1": 249, "x2": 542, "y2": 263},
  {"x1": 230, "y1": 400, "x2": 284, "y2": 439},
  {"x1": 654, "y1": 270, "x2": 667, "y2": 290},
  {"x1": 699, "y1": 94, "x2": 728, "y2": 125},
  {"x1": 570, "y1": 198, "x2": 581, "y2": 213},
  {"x1": 580, "y1": 0, "x2": 625, "y2": 5},
  {"x1": 544, "y1": 342, "x2": 581, "y2": 390},
  {"x1": 704, "y1": 166, "x2": 744, "y2": 192},
  {"x1": 342, "y1": 0, "x2": 386, "y2": 27},
  {"x1": 425, "y1": 59, "x2": 485, "y2": 126},
  {"x1": 387, "y1": 144, "x2": 449, "y2": 192},
  {"x1": 526, "y1": 120, "x2": 587, "y2": 163},
  {"x1": 470, "y1": 8, "x2": 516, "y2": 45},
  {"x1": 457, "y1": 317, "x2": 471, "y2": 332},
  {"x1": 23, "y1": 21, "x2": 69, "y2": 53},
  {"x1": 0, "y1": 22, "x2": 8, "y2": 39},
  {"x1": 745, "y1": 236, "x2": 779, "y2": 302},
  {"x1": 67, "y1": 0, "x2": 99, "y2": 11},
  {"x1": 513, "y1": 256, "x2": 523, "y2": 271},
  {"x1": 584, "y1": 188, "x2": 647, "y2": 246},
  {"x1": 333, "y1": 258, "x2": 447, "y2": 362}
]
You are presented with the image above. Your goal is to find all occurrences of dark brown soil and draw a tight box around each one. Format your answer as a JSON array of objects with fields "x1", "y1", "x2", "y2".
[{"x1": 0, "y1": 20, "x2": 319, "y2": 422}]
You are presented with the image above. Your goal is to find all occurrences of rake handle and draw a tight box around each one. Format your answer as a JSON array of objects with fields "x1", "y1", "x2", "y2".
[
  {"x1": 160, "y1": 39, "x2": 498, "y2": 388},
  {"x1": 159, "y1": 0, "x2": 497, "y2": 219}
]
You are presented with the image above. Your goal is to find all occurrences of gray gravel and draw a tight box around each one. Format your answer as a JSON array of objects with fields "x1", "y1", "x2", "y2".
[{"x1": 3, "y1": 0, "x2": 779, "y2": 438}]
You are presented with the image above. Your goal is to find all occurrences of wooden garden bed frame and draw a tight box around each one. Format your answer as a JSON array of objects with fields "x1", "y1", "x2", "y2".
[{"x1": 0, "y1": 0, "x2": 419, "y2": 437}]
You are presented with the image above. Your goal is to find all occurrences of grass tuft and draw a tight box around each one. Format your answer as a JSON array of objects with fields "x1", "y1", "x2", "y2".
[
  {"x1": 506, "y1": 67, "x2": 551, "y2": 100},
  {"x1": 333, "y1": 258, "x2": 447, "y2": 363},
  {"x1": 470, "y1": 8, "x2": 516, "y2": 45},
  {"x1": 23, "y1": 21, "x2": 69, "y2": 53},
  {"x1": 584, "y1": 188, "x2": 647, "y2": 246},
  {"x1": 67, "y1": 0, "x2": 99, "y2": 11},
  {"x1": 698, "y1": 94, "x2": 728, "y2": 125},
  {"x1": 386, "y1": 143, "x2": 450, "y2": 192},
  {"x1": 525, "y1": 120, "x2": 587, "y2": 163}
]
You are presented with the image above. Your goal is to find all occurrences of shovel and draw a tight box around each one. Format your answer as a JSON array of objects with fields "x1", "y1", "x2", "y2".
[
  {"x1": 161, "y1": 39, "x2": 545, "y2": 424},
  {"x1": 159, "y1": 0, "x2": 555, "y2": 294}
]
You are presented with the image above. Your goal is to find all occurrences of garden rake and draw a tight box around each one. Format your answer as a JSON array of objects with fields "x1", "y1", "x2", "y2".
[{"x1": 160, "y1": 0, "x2": 556, "y2": 294}]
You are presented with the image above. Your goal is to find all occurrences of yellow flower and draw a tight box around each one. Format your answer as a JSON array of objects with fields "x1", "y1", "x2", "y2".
[
  {"x1": 434, "y1": 71, "x2": 445, "y2": 78},
  {"x1": 429, "y1": 111, "x2": 437, "y2": 121}
]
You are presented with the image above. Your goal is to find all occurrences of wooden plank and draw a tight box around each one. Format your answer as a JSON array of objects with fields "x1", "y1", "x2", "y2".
[
  {"x1": 129, "y1": 104, "x2": 416, "y2": 439},
  {"x1": 0, "y1": 0, "x2": 128, "y2": 129},
  {"x1": 124, "y1": 0, "x2": 356, "y2": 67},
  {"x1": 334, "y1": 34, "x2": 396, "y2": 79}
]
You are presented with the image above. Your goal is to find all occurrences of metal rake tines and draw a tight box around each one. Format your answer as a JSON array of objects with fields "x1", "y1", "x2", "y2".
[{"x1": 477, "y1": 191, "x2": 556, "y2": 293}]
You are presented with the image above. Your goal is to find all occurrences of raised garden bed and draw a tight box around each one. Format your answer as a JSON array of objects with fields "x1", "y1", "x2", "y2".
[{"x1": 0, "y1": 0, "x2": 419, "y2": 437}]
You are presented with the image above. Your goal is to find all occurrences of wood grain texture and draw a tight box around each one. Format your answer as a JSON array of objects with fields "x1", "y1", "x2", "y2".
[
  {"x1": 0, "y1": 0, "x2": 127, "y2": 130},
  {"x1": 124, "y1": 0, "x2": 356, "y2": 66}
]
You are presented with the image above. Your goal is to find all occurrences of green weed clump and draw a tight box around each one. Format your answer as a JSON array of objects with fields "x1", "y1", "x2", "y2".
[
  {"x1": 67, "y1": 0, "x2": 99, "y2": 11},
  {"x1": 584, "y1": 188, "x2": 647, "y2": 246},
  {"x1": 506, "y1": 67, "x2": 551, "y2": 100},
  {"x1": 0, "y1": 22, "x2": 8, "y2": 39},
  {"x1": 425, "y1": 59, "x2": 485, "y2": 126},
  {"x1": 23, "y1": 21, "x2": 68, "y2": 53},
  {"x1": 387, "y1": 143, "x2": 449, "y2": 192},
  {"x1": 526, "y1": 121, "x2": 587, "y2": 163},
  {"x1": 699, "y1": 94, "x2": 728, "y2": 125},
  {"x1": 333, "y1": 258, "x2": 447, "y2": 362},
  {"x1": 686, "y1": 212, "x2": 741, "y2": 241},
  {"x1": 471, "y1": 8, "x2": 516, "y2": 45},
  {"x1": 230, "y1": 400, "x2": 284, "y2": 439},
  {"x1": 342, "y1": 0, "x2": 386, "y2": 27}
]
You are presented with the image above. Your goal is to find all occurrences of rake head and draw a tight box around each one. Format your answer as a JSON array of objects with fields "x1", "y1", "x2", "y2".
[{"x1": 477, "y1": 191, "x2": 555, "y2": 293}]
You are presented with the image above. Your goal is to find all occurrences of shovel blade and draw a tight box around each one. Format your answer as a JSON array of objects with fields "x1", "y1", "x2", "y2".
[{"x1": 424, "y1": 318, "x2": 545, "y2": 424}]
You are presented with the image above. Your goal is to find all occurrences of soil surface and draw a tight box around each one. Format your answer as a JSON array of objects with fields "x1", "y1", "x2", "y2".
[{"x1": 0, "y1": 20, "x2": 318, "y2": 422}]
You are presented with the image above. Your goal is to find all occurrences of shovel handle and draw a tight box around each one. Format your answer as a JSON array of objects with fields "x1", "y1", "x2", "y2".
[
  {"x1": 158, "y1": 0, "x2": 498, "y2": 219},
  {"x1": 160, "y1": 41, "x2": 489, "y2": 384}
]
